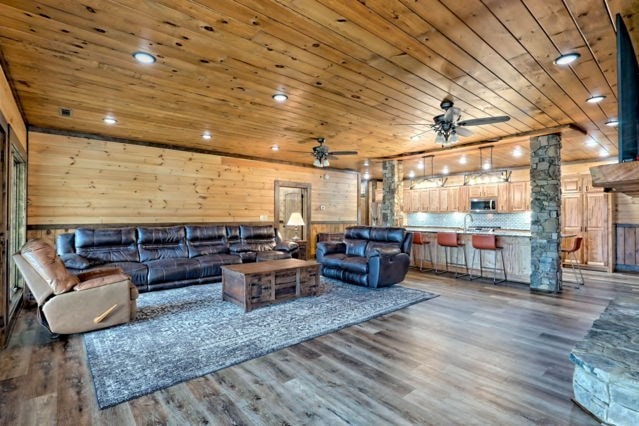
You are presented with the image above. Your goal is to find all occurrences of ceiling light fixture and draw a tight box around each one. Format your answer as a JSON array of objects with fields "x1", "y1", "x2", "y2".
[
  {"x1": 442, "y1": 165, "x2": 449, "y2": 175},
  {"x1": 605, "y1": 119, "x2": 619, "y2": 127},
  {"x1": 408, "y1": 170, "x2": 416, "y2": 179},
  {"x1": 480, "y1": 145, "x2": 493, "y2": 170},
  {"x1": 599, "y1": 148, "x2": 608, "y2": 157},
  {"x1": 410, "y1": 155, "x2": 447, "y2": 189},
  {"x1": 132, "y1": 51, "x2": 156, "y2": 64},
  {"x1": 459, "y1": 155, "x2": 467, "y2": 165},
  {"x1": 513, "y1": 146, "x2": 523, "y2": 158},
  {"x1": 103, "y1": 116, "x2": 117, "y2": 125},
  {"x1": 362, "y1": 171, "x2": 370, "y2": 180},
  {"x1": 410, "y1": 135, "x2": 421, "y2": 142},
  {"x1": 272, "y1": 93, "x2": 288, "y2": 103},
  {"x1": 202, "y1": 132, "x2": 212, "y2": 140},
  {"x1": 363, "y1": 159, "x2": 369, "y2": 167},
  {"x1": 586, "y1": 95, "x2": 605, "y2": 104},
  {"x1": 271, "y1": 144, "x2": 279, "y2": 151},
  {"x1": 553, "y1": 52, "x2": 580, "y2": 65}
]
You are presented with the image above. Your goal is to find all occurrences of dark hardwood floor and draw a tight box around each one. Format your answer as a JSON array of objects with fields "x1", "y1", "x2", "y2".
[{"x1": 1, "y1": 268, "x2": 634, "y2": 425}]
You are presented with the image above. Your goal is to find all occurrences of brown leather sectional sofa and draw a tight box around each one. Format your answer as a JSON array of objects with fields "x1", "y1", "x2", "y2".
[{"x1": 56, "y1": 224, "x2": 299, "y2": 292}]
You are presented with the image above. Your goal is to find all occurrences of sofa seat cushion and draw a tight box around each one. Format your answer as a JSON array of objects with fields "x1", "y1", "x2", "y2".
[
  {"x1": 145, "y1": 258, "x2": 200, "y2": 285},
  {"x1": 320, "y1": 253, "x2": 368, "y2": 274},
  {"x1": 194, "y1": 253, "x2": 242, "y2": 276},
  {"x1": 110, "y1": 262, "x2": 149, "y2": 288}
]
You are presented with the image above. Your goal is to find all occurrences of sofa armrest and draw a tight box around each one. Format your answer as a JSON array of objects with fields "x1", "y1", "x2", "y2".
[
  {"x1": 75, "y1": 267, "x2": 125, "y2": 282},
  {"x1": 366, "y1": 247, "x2": 401, "y2": 259},
  {"x1": 316, "y1": 241, "x2": 346, "y2": 259},
  {"x1": 275, "y1": 240, "x2": 299, "y2": 252},
  {"x1": 367, "y1": 252, "x2": 410, "y2": 288},
  {"x1": 74, "y1": 273, "x2": 130, "y2": 291}
]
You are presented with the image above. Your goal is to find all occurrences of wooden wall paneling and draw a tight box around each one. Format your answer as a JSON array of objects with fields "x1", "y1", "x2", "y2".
[
  {"x1": 0, "y1": 64, "x2": 26, "y2": 150},
  {"x1": 27, "y1": 132, "x2": 359, "y2": 226}
]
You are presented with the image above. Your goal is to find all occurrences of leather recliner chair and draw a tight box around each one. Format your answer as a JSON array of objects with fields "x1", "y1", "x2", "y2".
[{"x1": 13, "y1": 239, "x2": 138, "y2": 334}]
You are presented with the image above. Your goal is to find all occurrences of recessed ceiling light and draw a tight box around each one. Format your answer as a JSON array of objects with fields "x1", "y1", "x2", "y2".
[
  {"x1": 272, "y1": 93, "x2": 288, "y2": 103},
  {"x1": 363, "y1": 159, "x2": 369, "y2": 167},
  {"x1": 202, "y1": 132, "x2": 212, "y2": 140},
  {"x1": 132, "y1": 51, "x2": 156, "y2": 64},
  {"x1": 417, "y1": 161, "x2": 424, "y2": 170},
  {"x1": 271, "y1": 144, "x2": 279, "y2": 151},
  {"x1": 586, "y1": 139, "x2": 597, "y2": 147},
  {"x1": 599, "y1": 148, "x2": 608, "y2": 157},
  {"x1": 512, "y1": 146, "x2": 523, "y2": 158},
  {"x1": 605, "y1": 119, "x2": 619, "y2": 127},
  {"x1": 103, "y1": 116, "x2": 117, "y2": 125},
  {"x1": 442, "y1": 165, "x2": 449, "y2": 175},
  {"x1": 362, "y1": 171, "x2": 370, "y2": 180},
  {"x1": 410, "y1": 135, "x2": 421, "y2": 142},
  {"x1": 408, "y1": 170, "x2": 415, "y2": 178},
  {"x1": 553, "y1": 52, "x2": 580, "y2": 65},
  {"x1": 459, "y1": 155, "x2": 467, "y2": 165},
  {"x1": 586, "y1": 95, "x2": 605, "y2": 104}
]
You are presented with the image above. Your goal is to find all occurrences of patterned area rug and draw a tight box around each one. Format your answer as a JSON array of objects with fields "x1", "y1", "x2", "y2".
[{"x1": 84, "y1": 278, "x2": 438, "y2": 409}]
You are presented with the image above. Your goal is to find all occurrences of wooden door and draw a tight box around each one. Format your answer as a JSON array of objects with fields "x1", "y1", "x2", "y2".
[
  {"x1": 482, "y1": 184, "x2": 499, "y2": 198},
  {"x1": 469, "y1": 185, "x2": 483, "y2": 198},
  {"x1": 458, "y1": 186, "x2": 469, "y2": 211},
  {"x1": 561, "y1": 175, "x2": 581, "y2": 193},
  {"x1": 447, "y1": 187, "x2": 459, "y2": 212},
  {"x1": 510, "y1": 181, "x2": 530, "y2": 211},
  {"x1": 562, "y1": 194, "x2": 584, "y2": 263},
  {"x1": 428, "y1": 188, "x2": 440, "y2": 212},
  {"x1": 584, "y1": 192, "x2": 608, "y2": 266},
  {"x1": 497, "y1": 183, "x2": 510, "y2": 212},
  {"x1": 438, "y1": 188, "x2": 448, "y2": 212}
]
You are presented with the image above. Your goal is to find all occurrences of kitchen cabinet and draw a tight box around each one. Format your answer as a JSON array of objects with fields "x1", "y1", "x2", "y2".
[
  {"x1": 469, "y1": 183, "x2": 498, "y2": 198},
  {"x1": 447, "y1": 187, "x2": 459, "y2": 212},
  {"x1": 561, "y1": 174, "x2": 609, "y2": 269},
  {"x1": 509, "y1": 181, "x2": 531, "y2": 211},
  {"x1": 498, "y1": 183, "x2": 510, "y2": 212},
  {"x1": 458, "y1": 186, "x2": 470, "y2": 212}
]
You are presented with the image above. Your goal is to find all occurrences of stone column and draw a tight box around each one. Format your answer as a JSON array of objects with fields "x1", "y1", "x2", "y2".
[
  {"x1": 529, "y1": 133, "x2": 562, "y2": 292},
  {"x1": 381, "y1": 160, "x2": 403, "y2": 227}
]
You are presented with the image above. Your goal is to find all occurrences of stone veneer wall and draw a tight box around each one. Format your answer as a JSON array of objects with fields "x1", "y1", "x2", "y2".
[
  {"x1": 570, "y1": 295, "x2": 639, "y2": 425},
  {"x1": 381, "y1": 160, "x2": 404, "y2": 227},
  {"x1": 529, "y1": 134, "x2": 562, "y2": 292}
]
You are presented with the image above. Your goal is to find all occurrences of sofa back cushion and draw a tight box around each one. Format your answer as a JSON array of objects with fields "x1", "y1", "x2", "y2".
[
  {"x1": 76, "y1": 227, "x2": 139, "y2": 263},
  {"x1": 344, "y1": 226, "x2": 371, "y2": 257},
  {"x1": 226, "y1": 226, "x2": 241, "y2": 243},
  {"x1": 21, "y1": 238, "x2": 79, "y2": 295},
  {"x1": 185, "y1": 225, "x2": 229, "y2": 258},
  {"x1": 365, "y1": 227, "x2": 406, "y2": 256},
  {"x1": 137, "y1": 226, "x2": 188, "y2": 262},
  {"x1": 238, "y1": 225, "x2": 276, "y2": 251},
  {"x1": 55, "y1": 233, "x2": 75, "y2": 255}
]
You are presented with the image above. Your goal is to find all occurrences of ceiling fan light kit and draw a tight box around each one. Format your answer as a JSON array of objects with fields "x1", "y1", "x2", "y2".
[{"x1": 307, "y1": 137, "x2": 357, "y2": 167}]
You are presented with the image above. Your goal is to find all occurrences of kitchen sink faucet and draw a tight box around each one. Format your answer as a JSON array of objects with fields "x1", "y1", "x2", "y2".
[{"x1": 463, "y1": 213, "x2": 474, "y2": 232}]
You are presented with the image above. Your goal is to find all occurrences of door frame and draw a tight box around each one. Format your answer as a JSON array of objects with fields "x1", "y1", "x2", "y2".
[{"x1": 274, "y1": 181, "x2": 311, "y2": 242}]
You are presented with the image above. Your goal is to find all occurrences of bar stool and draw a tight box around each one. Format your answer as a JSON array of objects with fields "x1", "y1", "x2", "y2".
[
  {"x1": 435, "y1": 232, "x2": 469, "y2": 278},
  {"x1": 412, "y1": 232, "x2": 434, "y2": 271},
  {"x1": 561, "y1": 236, "x2": 584, "y2": 286},
  {"x1": 469, "y1": 234, "x2": 507, "y2": 284}
]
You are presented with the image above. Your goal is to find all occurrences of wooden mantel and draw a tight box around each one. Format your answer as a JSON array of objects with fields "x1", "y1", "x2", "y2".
[{"x1": 590, "y1": 162, "x2": 639, "y2": 196}]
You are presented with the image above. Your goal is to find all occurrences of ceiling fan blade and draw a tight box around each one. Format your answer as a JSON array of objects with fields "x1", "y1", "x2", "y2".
[
  {"x1": 457, "y1": 116, "x2": 510, "y2": 126},
  {"x1": 392, "y1": 123, "x2": 431, "y2": 125},
  {"x1": 328, "y1": 151, "x2": 358, "y2": 156},
  {"x1": 454, "y1": 126, "x2": 473, "y2": 137},
  {"x1": 443, "y1": 106, "x2": 461, "y2": 122}
]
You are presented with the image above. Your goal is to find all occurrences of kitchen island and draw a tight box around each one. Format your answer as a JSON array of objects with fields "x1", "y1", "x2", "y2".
[{"x1": 407, "y1": 227, "x2": 532, "y2": 284}]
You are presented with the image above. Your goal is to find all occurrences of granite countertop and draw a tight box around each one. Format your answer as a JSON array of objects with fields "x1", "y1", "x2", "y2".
[{"x1": 406, "y1": 226, "x2": 532, "y2": 237}]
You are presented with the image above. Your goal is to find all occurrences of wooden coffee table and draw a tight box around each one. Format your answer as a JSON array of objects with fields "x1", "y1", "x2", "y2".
[{"x1": 221, "y1": 258, "x2": 320, "y2": 312}]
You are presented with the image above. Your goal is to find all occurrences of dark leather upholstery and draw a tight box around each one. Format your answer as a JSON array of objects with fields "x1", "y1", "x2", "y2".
[
  {"x1": 138, "y1": 226, "x2": 188, "y2": 262},
  {"x1": 316, "y1": 226, "x2": 412, "y2": 288},
  {"x1": 75, "y1": 227, "x2": 139, "y2": 263},
  {"x1": 58, "y1": 224, "x2": 297, "y2": 293}
]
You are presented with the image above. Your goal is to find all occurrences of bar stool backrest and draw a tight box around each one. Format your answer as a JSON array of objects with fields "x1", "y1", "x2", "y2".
[
  {"x1": 413, "y1": 232, "x2": 426, "y2": 245},
  {"x1": 472, "y1": 234, "x2": 498, "y2": 250},
  {"x1": 437, "y1": 232, "x2": 459, "y2": 247},
  {"x1": 565, "y1": 236, "x2": 583, "y2": 253}
]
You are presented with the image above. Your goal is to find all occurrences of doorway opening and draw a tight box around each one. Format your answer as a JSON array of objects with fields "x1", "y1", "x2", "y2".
[{"x1": 274, "y1": 181, "x2": 311, "y2": 243}]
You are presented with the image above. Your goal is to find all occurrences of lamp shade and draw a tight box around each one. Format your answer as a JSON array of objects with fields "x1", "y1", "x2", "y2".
[{"x1": 286, "y1": 212, "x2": 306, "y2": 227}]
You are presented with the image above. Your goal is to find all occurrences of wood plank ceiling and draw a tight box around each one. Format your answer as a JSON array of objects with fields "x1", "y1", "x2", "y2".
[{"x1": 0, "y1": 0, "x2": 636, "y2": 178}]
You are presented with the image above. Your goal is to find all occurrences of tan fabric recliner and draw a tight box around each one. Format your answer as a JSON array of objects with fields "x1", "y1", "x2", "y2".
[{"x1": 13, "y1": 239, "x2": 138, "y2": 334}]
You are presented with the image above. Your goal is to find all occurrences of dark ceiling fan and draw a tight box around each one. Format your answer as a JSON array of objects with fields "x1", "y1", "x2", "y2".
[
  {"x1": 307, "y1": 137, "x2": 357, "y2": 168},
  {"x1": 401, "y1": 99, "x2": 511, "y2": 145}
]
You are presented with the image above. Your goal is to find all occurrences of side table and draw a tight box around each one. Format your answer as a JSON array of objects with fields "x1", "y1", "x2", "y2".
[{"x1": 295, "y1": 240, "x2": 308, "y2": 260}]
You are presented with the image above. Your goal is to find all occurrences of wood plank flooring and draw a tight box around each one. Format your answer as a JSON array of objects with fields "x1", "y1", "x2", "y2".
[{"x1": 2, "y1": 268, "x2": 636, "y2": 425}]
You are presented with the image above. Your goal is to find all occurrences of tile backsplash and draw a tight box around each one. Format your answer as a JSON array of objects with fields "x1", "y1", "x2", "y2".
[{"x1": 407, "y1": 211, "x2": 531, "y2": 230}]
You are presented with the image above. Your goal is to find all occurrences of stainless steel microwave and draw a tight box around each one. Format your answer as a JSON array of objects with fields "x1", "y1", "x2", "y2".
[{"x1": 470, "y1": 198, "x2": 497, "y2": 212}]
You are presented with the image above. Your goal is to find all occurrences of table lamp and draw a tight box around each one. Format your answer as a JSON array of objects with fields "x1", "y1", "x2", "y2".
[{"x1": 286, "y1": 212, "x2": 305, "y2": 241}]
